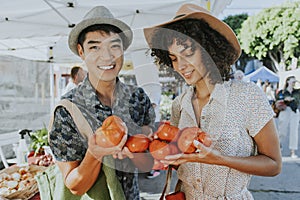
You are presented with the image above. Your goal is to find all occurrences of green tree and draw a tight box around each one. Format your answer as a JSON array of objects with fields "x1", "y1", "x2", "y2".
[
  {"x1": 239, "y1": 1, "x2": 300, "y2": 71},
  {"x1": 223, "y1": 14, "x2": 251, "y2": 71}
]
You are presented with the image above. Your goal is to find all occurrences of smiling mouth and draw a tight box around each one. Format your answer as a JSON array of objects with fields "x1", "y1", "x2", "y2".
[
  {"x1": 183, "y1": 70, "x2": 193, "y2": 78},
  {"x1": 97, "y1": 65, "x2": 115, "y2": 70}
]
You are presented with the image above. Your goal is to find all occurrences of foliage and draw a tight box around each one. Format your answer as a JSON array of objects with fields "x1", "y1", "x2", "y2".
[
  {"x1": 239, "y1": 1, "x2": 300, "y2": 71},
  {"x1": 160, "y1": 94, "x2": 173, "y2": 120},
  {"x1": 223, "y1": 13, "x2": 249, "y2": 36},
  {"x1": 223, "y1": 14, "x2": 252, "y2": 70},
  {"x1": 29, "y1": 127, "x2": 49, "y2": 155}
]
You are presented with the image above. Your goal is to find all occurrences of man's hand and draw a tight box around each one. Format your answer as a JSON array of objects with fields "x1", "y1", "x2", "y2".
[{"x1": 87, "y1": 133, "x2": 127, "y2": 161}]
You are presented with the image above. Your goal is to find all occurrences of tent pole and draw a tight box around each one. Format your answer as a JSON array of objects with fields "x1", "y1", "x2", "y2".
[
  {"x1": 48, "y1": 46, "x2": 55, "y2": 113},
  {"x1": 49, "y1": 62, "x2": 55, "y2": 113}
]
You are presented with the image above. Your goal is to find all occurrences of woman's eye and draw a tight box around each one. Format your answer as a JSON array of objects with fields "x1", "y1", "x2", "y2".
[
  {"x1": 169, "y1": 56, "x2": 177, "y2": 62},
  {"x1": 185, "y1": 48, "x2": 194, "y2": 57},
  {"x1": 111, "y1": 44, "x2": 122, "y2": 49},
  {"x1": 186, "y1": 52, "x2": 194, "y2": 57}
]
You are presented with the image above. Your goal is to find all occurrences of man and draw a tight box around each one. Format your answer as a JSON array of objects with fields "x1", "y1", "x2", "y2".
[
  {"x1": 62, "y1": 66, "x2": 86, "y2": 95},
  {"x1": 49, "y1": 6, "x2": 155, "y2": 200}
]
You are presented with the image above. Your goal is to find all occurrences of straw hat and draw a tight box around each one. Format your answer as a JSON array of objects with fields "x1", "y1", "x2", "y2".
[
  {"x1": 144, "y1": 3, "x2": 241, "y2": 61},
  {"x1": 68, "y1": 6, "x2": 133, "y2": 56}
]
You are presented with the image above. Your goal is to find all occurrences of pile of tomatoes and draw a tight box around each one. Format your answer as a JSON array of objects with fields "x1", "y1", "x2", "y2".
[{"x1": 95, "y1": 115, "x2": 212, "y2": 161}]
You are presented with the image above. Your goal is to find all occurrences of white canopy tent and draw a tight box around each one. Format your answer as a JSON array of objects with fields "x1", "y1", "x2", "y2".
[
  {"x1": 0, "y1": 0, "x2": 289, "y2": 62},
  {"x1": 0, "y1": 0, "x2": 234, "y2": 111},
  {"x1": 0, "y1": 0, "x2": 233, "y2": 62}
]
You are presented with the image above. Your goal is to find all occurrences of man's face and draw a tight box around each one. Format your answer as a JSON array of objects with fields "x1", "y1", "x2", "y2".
[{"x1": 77, "y1": 30, "x2": 124, "y2": 83}]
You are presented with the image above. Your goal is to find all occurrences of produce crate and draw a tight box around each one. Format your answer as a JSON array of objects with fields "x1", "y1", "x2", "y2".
[{"x1": 0, "y1": 165, "x2": 46, "y2": 200}]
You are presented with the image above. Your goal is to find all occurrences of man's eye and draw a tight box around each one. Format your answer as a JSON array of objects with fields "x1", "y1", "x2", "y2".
[{"x1": 90, "y1": 46, "x2": 100, "y2": 50}]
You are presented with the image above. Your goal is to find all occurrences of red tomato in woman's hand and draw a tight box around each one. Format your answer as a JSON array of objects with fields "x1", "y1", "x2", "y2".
[
  {"x1": 198, "y1": 131, "x2": 212, "y2": 147},
  {"x1": 177, "y1": 127, "x2": 212, "y2": 153},
  {"x1": 168, "y1": 143, "x2": 181, "y2": 155},
  {"x1": 177, "y1": 127, "x2": 199, "y2": 153},
  {"x1": 149, "y1": 139, "x2": 171, "y2": 160},
  {"x1": 95, "y1": 115, "x2": 127, "y2": 148},
  {"x1": 125, "y1": 134, "x2": 151, "y2": 153},
  {"x1": 155, "y1": 122, "x2": 180, "y2": 142}
]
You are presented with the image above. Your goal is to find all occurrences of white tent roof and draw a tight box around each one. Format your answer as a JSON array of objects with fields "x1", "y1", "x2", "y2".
[
  {"x1": 0, "y1": 0, "x2": 233, "y2": 63},
  {"x1": 0, "y1": 0, "x2": 289, "y2": 63}
]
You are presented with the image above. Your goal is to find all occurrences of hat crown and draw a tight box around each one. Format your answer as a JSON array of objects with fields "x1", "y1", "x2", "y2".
[
  {"x1": 175, "y1": 3, "x2": 210, "y2": 18},
  {"x1": 83, "y1": 6, "x2": 115, "y2": 20}
]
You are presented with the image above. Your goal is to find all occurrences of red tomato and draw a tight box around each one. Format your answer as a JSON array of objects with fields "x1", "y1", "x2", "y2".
[
  {"x1": 125, "y1": 134, "x2": 151, "y2": 153},
  {"x1": 149, "y1": 139, "x2": 171, "y2": 160},
  {"x1": 95, "y1": 115, "x2": 126, "y2": 148},
  {"x1": 155, "y1": 122, "x2": 180, "y2": 142},
  {"x1": 177, "y1": 127, "x2": 212, "y2": 153},
  {"x1": 177, "y1": 127, "x2": 201, "y2": 154},
  {"x1": 102, "y1": 115, "x2": 126, "y2": 134},
  {"x1": 169, "y1": 143, "x2": 181, "y2": 155},
  {"x1": 198, "y1": 131, "x2": 212, "y2": 147}
]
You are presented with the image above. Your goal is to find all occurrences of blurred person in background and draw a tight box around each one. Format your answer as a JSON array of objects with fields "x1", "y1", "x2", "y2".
[
  {"x1": 233, "y1": 70, "x2": 244, "y2": 81},
  {"x1": 147, "y1": 94, "x2": 161, "y2": 179},
  {"x1": 62, "y1": 66, "x2": 86, "y2": 95},
  {"x1": 275, "y1": 76, "x2": 300, "y2": 158}
]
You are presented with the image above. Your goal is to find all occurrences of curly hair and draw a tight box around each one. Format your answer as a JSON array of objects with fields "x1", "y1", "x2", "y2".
[{"x1": 150, "y1": 19, "x2": 237, "y2": 83}]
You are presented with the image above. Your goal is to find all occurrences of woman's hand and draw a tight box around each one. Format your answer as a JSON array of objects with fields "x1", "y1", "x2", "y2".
[
  {"x1": 160, "y1": 140, "x2": 222, "y2": 166},
  {"x1": 87, "y1": 133, "x2": 128, "y2": 161}
]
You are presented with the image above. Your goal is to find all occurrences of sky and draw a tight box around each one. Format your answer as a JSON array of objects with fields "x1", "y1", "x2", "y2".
[{"x1": 218, "y1": 0, "x2": 293, "y2": 19}]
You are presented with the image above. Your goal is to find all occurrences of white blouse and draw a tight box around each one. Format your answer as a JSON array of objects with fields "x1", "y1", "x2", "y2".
[{"x1": 170, "y1": 80, "x2": 274, "y2": 200}]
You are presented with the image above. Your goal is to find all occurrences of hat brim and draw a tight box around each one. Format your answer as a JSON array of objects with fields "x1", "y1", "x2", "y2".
[
  {"x1": 69, "y1": 18, "x2": 133, "y2": 56},
  {"x1": 144, "y1": 12, "x2": 241, "y2": 63}
]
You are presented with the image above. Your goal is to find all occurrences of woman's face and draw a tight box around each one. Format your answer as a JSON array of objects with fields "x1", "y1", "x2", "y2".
[{"x1": 168, "y1": 39, "x2": 208, "y2": 85}]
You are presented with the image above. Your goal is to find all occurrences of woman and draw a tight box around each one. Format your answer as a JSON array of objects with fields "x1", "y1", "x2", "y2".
[
  {"x1": 275, "y1": 76, "x2": 299, "y2": 158},
  {"x1": 144, "y1": 4, "x2": 282, "y2": 199}
]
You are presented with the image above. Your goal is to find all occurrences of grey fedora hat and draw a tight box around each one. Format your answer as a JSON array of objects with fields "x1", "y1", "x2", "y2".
[{"x1": 68, "y1": 6, "x2": 133, "y2": 56}]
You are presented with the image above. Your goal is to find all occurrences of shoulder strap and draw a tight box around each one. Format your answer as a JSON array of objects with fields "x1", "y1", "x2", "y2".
[
  {"x1": 159, "y1": 166, "x2": 173, "y2": 200},
  {"x1": 48, "y1": 99, "x2": 93, "y2": 139},
  {"x1": 48, "y1": 99, "x2": 126, "y2": 200}
]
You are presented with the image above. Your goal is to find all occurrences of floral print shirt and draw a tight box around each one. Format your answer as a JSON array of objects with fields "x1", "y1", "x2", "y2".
[{"x1": 49, "y1": 77, "x2": 155, "y2": 200}]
